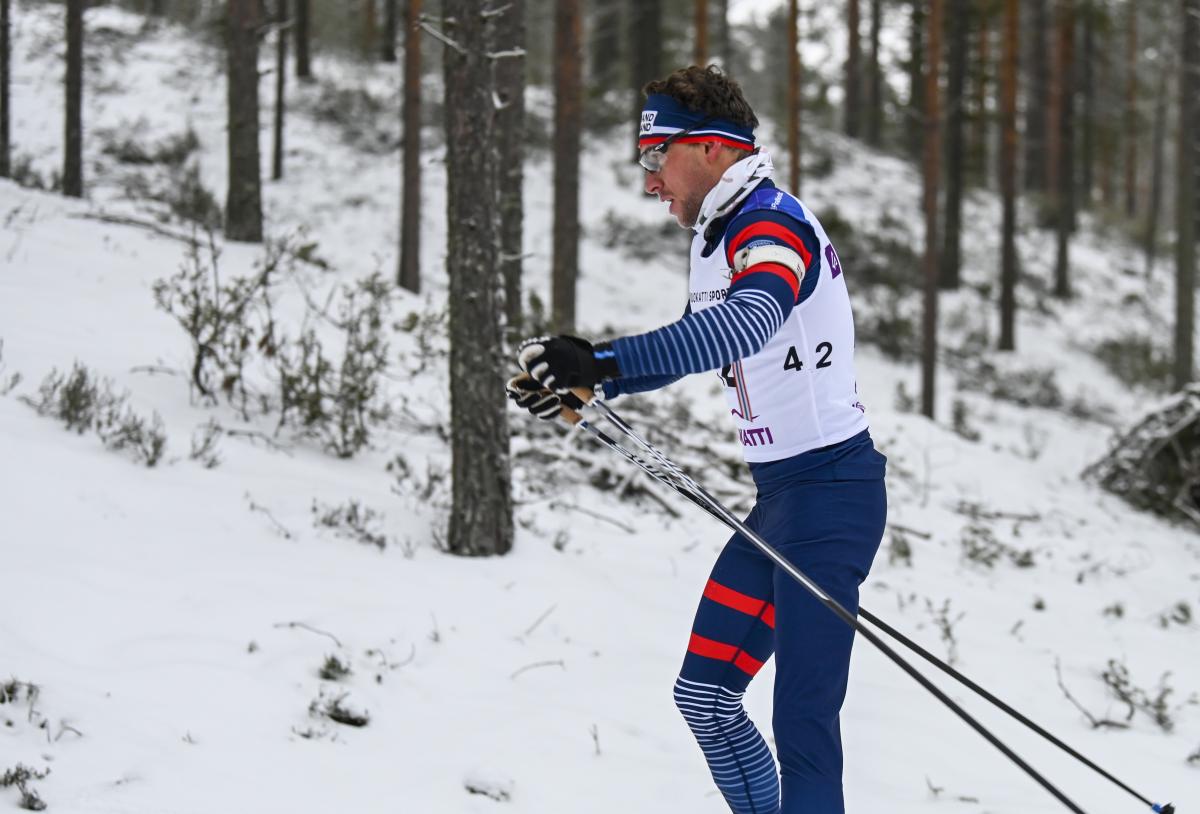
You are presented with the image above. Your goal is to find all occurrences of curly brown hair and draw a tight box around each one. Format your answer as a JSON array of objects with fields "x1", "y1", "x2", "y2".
[{"x1": 642, "y1": 65, "x2": 759, "y2": 131}]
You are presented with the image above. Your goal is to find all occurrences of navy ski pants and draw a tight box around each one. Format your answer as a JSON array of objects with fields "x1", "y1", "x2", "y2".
[{"x1": 674, "y1": 430, "x2": 886, "y2": 814}]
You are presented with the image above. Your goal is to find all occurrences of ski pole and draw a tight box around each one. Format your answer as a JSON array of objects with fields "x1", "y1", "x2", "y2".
[{"x1": 555, "y1": 392, "x2": 1176, "y2": 814}]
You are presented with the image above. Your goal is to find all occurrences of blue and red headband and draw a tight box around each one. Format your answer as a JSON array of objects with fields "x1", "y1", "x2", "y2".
[{"x1": 638, "y1": 93, "x2": 756, "y2": 152}]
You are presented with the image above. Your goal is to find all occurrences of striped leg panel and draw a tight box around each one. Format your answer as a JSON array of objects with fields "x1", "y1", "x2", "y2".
[{"x1": 674, "y1": 676, "x2": 780, "y2": 814}]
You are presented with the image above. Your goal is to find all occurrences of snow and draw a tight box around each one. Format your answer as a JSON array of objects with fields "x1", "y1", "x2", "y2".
[{"x1": 2, "y1": 5, "x2": 1198, "y2": 814}]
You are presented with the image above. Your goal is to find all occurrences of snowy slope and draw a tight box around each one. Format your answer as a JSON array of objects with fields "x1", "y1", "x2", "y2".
[{"x1": 2, "y1": 6, "x2": 1197, "y2": 814}]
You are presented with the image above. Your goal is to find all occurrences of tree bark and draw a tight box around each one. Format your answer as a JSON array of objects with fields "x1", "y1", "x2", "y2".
[
  {"x1": 495, "y1": 0, "x2": 526, "y2": 335},
  {"x1": 629, "y1": 0, "x2": 663, "y2": 158},
  {"x1": 941, "y1": 0, "x2": 968, "y2": 290},
  {"x1": 225, "y1": 0, "x2": 264, "y2": 242},
  {"x1": 294, "y1": 0, "x2": 311, "y2": 80},
  {"x1": 846, "y1": 0, "x2": 861, "y2": 138},
  {"x1": 363, "y1": 0, "x2": 377, "y2": 59},
  {"x1": 694, "y1": 0, "x2": 707, "y2": 65},
  {"x1": 590, "y1": 0, "x2": 621, "y2": 94},
  {"x1": 921, "y1": 0, "x2": 943, "y2": 419},
  {"x1": 998, "y1": 0, "x2": 1018, "y2": 351},
  {"x1": 381, "y1": 0, "x2": 397, "y2": 62},
  {"x1": 63, "y1": 0, "x2": 84, "y2": 198},
  {"x1": 867, "y1": 0, "x2": 882, "y2": 146},
  {"x1": 968, "y1": 0, "x2": 990, "y2": 187},
  {"x1": 1053, "y1": 0, "x2": 1076, "y2": 299},
  {"x1": 1079, "y1": 0, "x2": 1095, "y2": 208},
  {"x1": 443, "y1": 0, "x2": 512, "y2": 557},
  {"x1": 0, "y1": 0, "x2": 10, "y2": 179},
  {"x1": 553, "y1": 0, "x2": 582, "y2": 332},
  {"x1": 1175, "y1": 0, "x2": 1198, "y2": 390},
  {"x1": 1145, "y1": 26, "x2": 1171, "y2": 279},
  {"x1": 1124, "y1": 2, "x2": 1138, "y2": 217},
  {"x1": 788, "y1": 0, "x2": 801, "y2": 194},
  {"x1": 398, "y1": 0, "x2": 421, "y2": 293},
  {"x1": 907, "y1": 0, "x2": 925, "y2": 159},
  {"x1": 1023, "y1": 0, "x2": 1048, "y2": 192},
  {"x1": 714, "y1": 0, "x2": 731, "y2": 71},
  {"x1": 272, "y1": 0, "x2": 287, "y2": 182}
]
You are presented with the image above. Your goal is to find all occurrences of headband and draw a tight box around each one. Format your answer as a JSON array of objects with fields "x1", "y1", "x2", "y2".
[{"x1": 638, "y1": 93, "x2": 756, "y2": 152}]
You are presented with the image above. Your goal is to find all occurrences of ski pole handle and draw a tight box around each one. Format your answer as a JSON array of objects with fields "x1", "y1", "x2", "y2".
[{"x1": 557, "y1": 387, "x2": 596, "y2": 426}]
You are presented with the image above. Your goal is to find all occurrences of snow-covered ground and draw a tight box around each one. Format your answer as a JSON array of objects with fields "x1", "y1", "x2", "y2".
[{"x1": 2, "y1": 6, "x2": 1197, "y2": 814}]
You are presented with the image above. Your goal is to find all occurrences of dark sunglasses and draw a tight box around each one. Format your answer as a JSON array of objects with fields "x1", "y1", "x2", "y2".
[{"x1": 637, "y1": 117, "x2": 715, "y2": 173}]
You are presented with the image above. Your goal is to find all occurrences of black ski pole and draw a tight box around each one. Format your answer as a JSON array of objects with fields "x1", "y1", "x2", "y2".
[{"x1": 556, "y1": 394, "x2": 1176, "y2": 814}]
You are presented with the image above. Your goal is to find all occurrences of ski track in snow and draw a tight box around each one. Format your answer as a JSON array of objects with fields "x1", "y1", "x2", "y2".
[{"x1": 1, "y1": 6, "x2": 1197, "y2": 814}]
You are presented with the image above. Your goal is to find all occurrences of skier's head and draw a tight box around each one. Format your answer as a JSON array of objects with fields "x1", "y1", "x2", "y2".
[{"x1": 638, "y1": 65, "x2": 759, "y2": 228}]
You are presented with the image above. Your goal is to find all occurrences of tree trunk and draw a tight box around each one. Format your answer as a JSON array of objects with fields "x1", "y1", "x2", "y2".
[
  {"x1": 998, "y1": 0, "x2": 1018, "y2": 351},
  {"x1": 63, "y1": 0, "x2": 84, "y2": 198},
  {"x1": 629, "y1": 0, "x2": 663, "y2": 158},
  {"x1": 381, "y1": 0, "x2": 397, "y2": 62},
  {"x1": 553, "y1": 0, "x2": 582, "y2": 332},
  {"x1": 921, "y1": 0, "x2": 943, "y2": 420},
  {"x1": 272, "y1": 0, "x2": 287, "y2": 182},
  {"x1": 495, "y1": 0, "x2": 526, "y2": 335},
  {"x1": 0, "y1": 0, "x2": 10, "y2": 179},
  {"x1": 443, "y1": 0, "x2": 512, "y2": 557},
  {"x1": 398, "y1": 0, "x2": 421, "y2": 293},
  {"x1": 788, "y1": 0, "x2": 801, "y2": 194},
  {"x1": 694, "y1": 0, "x2": 707, "y2": 65},
  {"x1": 867, "y1": 0, "x2": 882, "y2": 146},
  {"x1": 968, "y1": 0, "x2": 990, "y2": 187},
  {"x1": 907, "y1": 0, "x2": 925, "y2": 159},
  {"x1": 941, "y1": 0, "x2": 968, "y2": 290},
  {"x1": 1175, "y1": 0, "x2": 1198, "y2": 390},
  {"x1": 715, "y1": 0, "x2": 731, "y2": 70},
  {"x1": 225, "y1": 0, "x2": 264, "y2": 242},
  {"x1": 1145, "y1": 27, "x2": 1171, "y2": 279},
  {"x1": 1023, "y1": 0, "x2": 1048, "y2": 192},
  {"x1": 1124, "y1": 2, "x2": 1138, "y2": 217},
  {"x1": 590, "y1": 0, "x2": 621, "y2": 94},
  {"x1": 294, "y1": 0, "x2": 311, "y2": 79},
  {"x1": 363, "y1": 0, "x2": 377, "y2": 59},
  {"x1": 846, "y1": 0, "x2": 861, "y2": 138},
  {"x1": 1053, "y1": 0, "x2": 1076, "y2": 299},
  {"x1": 1079, "y1": 0, "x2": 1095, "y2": 208}
]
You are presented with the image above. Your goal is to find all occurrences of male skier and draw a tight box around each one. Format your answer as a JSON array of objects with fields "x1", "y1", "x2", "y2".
[{"x1": 507, "y1": 65, "x2": 887, "y2": 814}]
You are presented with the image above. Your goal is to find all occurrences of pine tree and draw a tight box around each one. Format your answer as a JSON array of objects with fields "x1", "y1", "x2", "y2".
[
  {"x1": 998, "y1": 0, "x2": 1018, "y2": 350},
  {"x1": 63, "y1": 0, "x2": 84, "y2": 198},
  {"x1": 590, "y1": 0, "x2": 621, "y2": 94},
  {"x1": 1145, "y1": 17, "x2": 1172, "y2": 278},
  {"x1": 846, "y1": 0, "x2": 862, "y2": 138},
  {"x1": 788, "y1": 0, "x2": 802, "y2": 194},
  {"x1": 272, "y1": 0, "x2": 288, "y2": 182},
  {"x1": 1124, "y1": 1, "x2": 1139, "y2": 217},
  {"x1": 398, "y1": 0, "x2": 422, "y2": 293},
  {"x1": 694, "y1": 0, "x2": 708, "y2": 64},
  {"x1": 495, "y1": 0, "x2": 526, "y2": 335},
  {"x1": 443, "y1": 0, "x2": 512, "y2": 557},
  {"x1": 225, "y1": 0, "x2": 264, "y2": 242},
  {"x1": 941, "y1": 0, "x2": 968, "y2": 290},
  {"x1": 0, "y1": 0, "x2": 10, "y2": 179},
  {"x1": 1175, "y1": 0, "x2": 1199, "y2": 389},
  {"x1": 1053, "y1": 0, "x2": 1076, "y2": 299},
  {"x1": 553, "y1": 0, "x2": 582, "y2": 332},
  {"x1": 381, "y1": 0, "x2": 397, "y2": 62},
  {"x1": 921, "y1": 0, "x2": 944, "y2": 419},
  {"x1": 907, "y1": 0, "x2": 925, "y2": 159},
  {"x1": 294, "y1": 0, "x2": 312, "y2": 80},
  {"x1": 866, "y1": 0, "x2": 882, "y2": 146},
  {"x1": 629, "y1": 0, "x2": 663, "y2": 158},
  {"x1": 1023, "y1": 0, "x2": 1048, "y2": 192},
  {"x1": 1079, "y1": 0, "x2": 1096, "y2": 208}
]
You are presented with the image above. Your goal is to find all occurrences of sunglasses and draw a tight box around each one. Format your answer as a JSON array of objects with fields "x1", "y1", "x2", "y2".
[{"x1": 637, "y1": 117, "x2": 715, "y2": 173}]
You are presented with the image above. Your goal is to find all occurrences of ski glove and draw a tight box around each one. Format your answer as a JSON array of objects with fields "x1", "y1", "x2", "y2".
[
  {"x1": 517, "y1": 335, "x2": 620, "y2": 394},
  {"x1": 505, "y1": 373, "x2": 584, "y2": 420}
]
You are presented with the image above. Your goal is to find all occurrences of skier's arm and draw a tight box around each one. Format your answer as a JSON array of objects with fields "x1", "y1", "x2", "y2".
[
  {"x1": 601, "y1": 303, "x2": 692, "y2": 398},
  {"x1": 603, "y1": 211, "x2": 819, "y2": 380}
]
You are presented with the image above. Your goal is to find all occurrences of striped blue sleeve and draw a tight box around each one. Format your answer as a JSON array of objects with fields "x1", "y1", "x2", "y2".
[
  {"x1": 601, "y1": 302, "x2": 691, "y2": 398},
  {"x1": 607, "y1": 271, "x2": 797, "y2": 379}
]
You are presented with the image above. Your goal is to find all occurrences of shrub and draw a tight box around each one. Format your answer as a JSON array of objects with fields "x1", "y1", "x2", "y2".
[
  {"x1": 0, "y1": 764, "x2": 49, "y2": 811},
  {"x1": 1093, "y1": 334, "x2": 1174, "y2": 393}
]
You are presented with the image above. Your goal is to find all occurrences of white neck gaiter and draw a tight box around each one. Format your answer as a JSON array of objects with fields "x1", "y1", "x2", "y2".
[{"x1": 692, "y1": 149, "x2": 776, "y2": 235}]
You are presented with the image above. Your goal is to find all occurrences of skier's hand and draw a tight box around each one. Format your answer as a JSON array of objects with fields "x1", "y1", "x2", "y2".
[
  {"x1": 517, "y1": 335, "x2": 619, "y2": 393},
  {"x1": 505, "y1": 373, "x2": 584, "y2": 420}
]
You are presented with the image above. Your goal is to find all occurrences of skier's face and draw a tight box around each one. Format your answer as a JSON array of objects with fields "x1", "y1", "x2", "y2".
[{"x1": 643, "y1": 141, "x2": 715, "y2": 229}]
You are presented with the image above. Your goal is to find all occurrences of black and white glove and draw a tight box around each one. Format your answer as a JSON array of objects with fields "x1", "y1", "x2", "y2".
[
  {"x1": 505, "y1": 373, "x2": 584, "y2": 420},
  {"x1": 517, "y1": 335, "x2": 619, "y2": 393}
]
